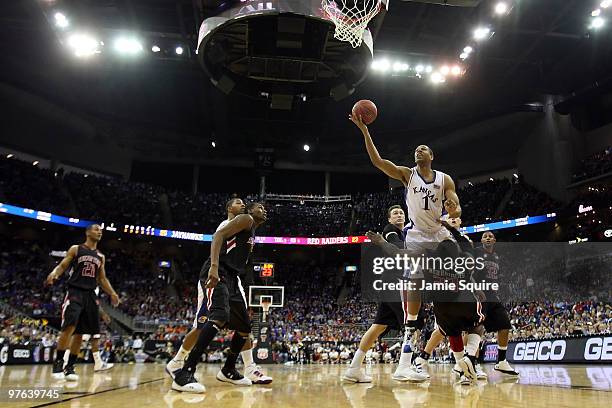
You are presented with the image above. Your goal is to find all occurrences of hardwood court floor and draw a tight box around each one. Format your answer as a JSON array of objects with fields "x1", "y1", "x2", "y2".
[{"x1": 1, "y1": 362, "x2": 610, "y2": 408}]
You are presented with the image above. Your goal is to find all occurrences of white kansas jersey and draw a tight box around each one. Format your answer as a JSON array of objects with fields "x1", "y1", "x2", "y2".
[{"x1": 405, "y1": 167, "x2": 447, "y2": 233}]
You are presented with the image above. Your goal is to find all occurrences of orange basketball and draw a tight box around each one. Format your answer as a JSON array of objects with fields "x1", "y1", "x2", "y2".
[{"x1": 352, "y1": 99, "x2": 378, "y2": 125}]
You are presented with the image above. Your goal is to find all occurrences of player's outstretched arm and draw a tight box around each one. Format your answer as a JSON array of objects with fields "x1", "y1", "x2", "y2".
[
  {"x1": 443, "y1": 174, "x2": 462, "y2": 219},
  {"x1": 97, "y1": 256, "x2": 120, "y2": 306},
  {"x1": 350, "y1": 114, "x2": 411, "y2": 185},
  {"x1": 206, "y1": 214, "x2": 254, "y2": 288},
  {"x1": 45, "y1": 245, "x2": 78, "y2": 286}
]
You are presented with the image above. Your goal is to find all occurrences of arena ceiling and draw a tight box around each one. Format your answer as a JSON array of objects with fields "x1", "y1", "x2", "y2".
[{"x1": 0, "y1": 0, "x2": 611, "y2": 173}]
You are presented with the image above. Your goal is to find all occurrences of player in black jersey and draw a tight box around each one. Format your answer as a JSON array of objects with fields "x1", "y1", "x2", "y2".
[
  {"x1": 45, "y1": 224, "x2": 120, "y2": 381},
  {"x1": 366, "y1": 221, "x2": 486, "y2": 384},
  {"x1": 172, "y1": 202, "x2": 267, "y2": 393},
  {"x1": 166, "y1": 198, "x2": 272, "y2": 384},
  {"x1": 343, "y1": 205, "x2": 427, "y2": 383},
  {"x1": 473, "y1": 231, "x2": 518, "y2": 376}
]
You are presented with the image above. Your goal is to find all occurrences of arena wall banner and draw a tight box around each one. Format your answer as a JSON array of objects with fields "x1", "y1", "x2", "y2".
[
  {"x1": 0, "y1": 344, "x2": 55, "y2": 365},
  {"x1": 0, "y1": 202, "x2": 557, "y2": 244},
  {"x1": 505, "y1": 335, "x2": 612, "y2": 364}
]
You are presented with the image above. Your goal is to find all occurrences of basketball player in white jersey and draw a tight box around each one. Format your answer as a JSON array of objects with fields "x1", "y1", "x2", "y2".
[
  {"x1": 166, "y1": 198, "x2": 272, "y2": 385},
  {"x1": 350, "y1": 114, "x2": 462, "y2": 381}
]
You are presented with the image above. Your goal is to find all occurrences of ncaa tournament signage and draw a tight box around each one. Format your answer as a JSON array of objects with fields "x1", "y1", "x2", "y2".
[{"x1": 507, "y1": 335, "x2": 612, "y2": 364}]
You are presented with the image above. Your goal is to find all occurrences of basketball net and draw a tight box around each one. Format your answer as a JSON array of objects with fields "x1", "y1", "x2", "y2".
[
  {"x1": 321, "y1": 0, "x2": 382, "y2": 48},
  {"x1": 261, "y1": 299, "x2": 272, "y2": 323}
]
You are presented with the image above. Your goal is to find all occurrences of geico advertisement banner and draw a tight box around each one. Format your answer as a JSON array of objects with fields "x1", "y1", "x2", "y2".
[{"x1": 508, "y1": 335, "x2": 612, "y2": 363}]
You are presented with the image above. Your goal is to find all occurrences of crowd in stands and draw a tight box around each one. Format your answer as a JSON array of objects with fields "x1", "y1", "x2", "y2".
[
  {"x1": 0, "y1": 156, "x2": 563, "y2": 238},
  {"x1": 572, "y1": 146, "x2": 612, "y2": 182},
  {"x1": 1, "y1": 155, "x2": 611, "y2": 365}
]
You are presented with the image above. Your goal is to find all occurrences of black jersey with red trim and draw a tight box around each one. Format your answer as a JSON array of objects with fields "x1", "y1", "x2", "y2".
[
  {"x1": 201, "y1": 225, "x2": 256, "y2": 278},
  {"x1": 472, "y1": 246, "x2": 501, "y2": 301},
  {"x1": 66, "y1": 245, "x2": 103, "y2": 291}
]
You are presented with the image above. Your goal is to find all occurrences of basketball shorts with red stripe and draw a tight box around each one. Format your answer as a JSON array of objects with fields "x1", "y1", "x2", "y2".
[
  {"x1": 482, "y1": 301, "x2": 512, "y2": 332},
  {"x1": 61, "y1": 286, "x2": 100, "y2": 335},
  {"x1": 433, "y1": 301, "x2": 485, "y2": 337},
  {"x1": 373, "y1": 302, "x2": 425, "y2": 331},
  {"x1": 194, "y1": 273, "x2": 251, "y2": 333}
]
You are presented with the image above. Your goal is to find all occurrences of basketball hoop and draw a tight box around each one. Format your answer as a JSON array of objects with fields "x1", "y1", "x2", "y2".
[{"x1": 322, "y1": 0, "x2": 383, "y2": 48}]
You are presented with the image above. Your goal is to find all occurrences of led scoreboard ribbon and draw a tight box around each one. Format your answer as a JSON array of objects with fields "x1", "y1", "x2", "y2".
[{"x1": 1, "y1": 202, "x2": 556, "y2": 245}]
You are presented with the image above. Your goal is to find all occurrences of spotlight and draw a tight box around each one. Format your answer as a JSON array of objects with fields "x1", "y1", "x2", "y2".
[
  {"x1": 151, "y1": 45, "x2": 161, "y2": 53},
  {"x1": 6, "y1": 154, "x2": 14, "y2": 158},
  {"x1": 494, "y1": 2, "x2": 508, "y2": 15},
  {"x1": 67, "y1": 33, "x2": 100, "y2": 57},
  {"x1": 425, "y1": 66, "x2": 433, "y2": 73},
  {"x1": 451, "y1": 65, "x2": 462, "y2": 76},
  {"x1": 211, "y1": 141, "x2": 216, "y2": 148},
  {"x1": 415, "y1": 65, "x2": 424, "y2": 73},
  {"x1": 590, "y1": 17, "x2": 605, "y2": 29},
  {"x1": 473, "y1": 27, "x2": 491, "y2": 40},
  {"x1": 430, "y1": 72, "x2": 445, "y2": 84},
  {"x1": 54, "y1": 12, "x2": 69, "y2": 28},
  {"x1": 463, "y1": 46, "x2": 473, "y2": 54},
  {"x1": 602, "y1": 1, "x2": 611, "y2": 9},
  {"x1": 489, "y1": 177, "x2": 494, "y2": 181},
  {"x1": 468, "y1": 181, "x2": 473, "y2": 186},
  {"x1": 371, "y1": 60, "x2": 381, "y2": 70},
  {"x1": 440, "y1": 66, "x2": 450, "y2": 75},
  {"x1": 175, "y1": 46, "x2": 184, "y2": 55},
  {"x1": 513, "y1": 173, "x2": 519, "y2": 178},
  {"x1": 303, "y1": 144, "x2": 310, "y2": 152},
  {"x1": 114, "y1": 37, "x2": 143, "y2": 55},
  {"x1": 378, "y1": 59, "x2": 390, "y2": 71},
  {"x1": 393, "y1": 62, "x2": 403, "y2": 72},
  {"x1": 460, "y1": 52, "x2": 469, "y2": 60},
  {"x1": 592, "y1": 9, "x2": 601, "y2": 17},
  {"x1": 33, "y1": 161, "x2": 39, "y2": 166},
  {"x1": 401, "y1": 63, "x2": 409, "y2": 71}
]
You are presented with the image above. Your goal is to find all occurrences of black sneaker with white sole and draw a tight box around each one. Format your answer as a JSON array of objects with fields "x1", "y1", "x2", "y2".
[
  {"x1": 64, "y1": 365, "x2": 79, "y2": 382},
  {"x1": 216, "y1": 367, "x2": 252, "y2": 386},
  {"x1": 172, "y1": 369, "x2": 206, "y2": 393},
  {"x1": 52, "y1": 359, "x2": 65, "y2": 380}
]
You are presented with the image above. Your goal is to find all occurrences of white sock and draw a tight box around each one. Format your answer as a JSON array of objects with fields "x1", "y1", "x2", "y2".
[
  {"x1": 93, "y1": 351, "x2": 102, "y2": 365},
  {"x1": 465, "y1": 334, "x2": 481, "y2": 357},
  {"x1": 453, "y1": 351, "x2": 465, "y2": 362},
  {"x1": 241, "y1": 348, "x2": 254, "y2": 367},
  {"x1": 398, "y1": 326, "x2": 415, "y2": 368},
  {"x1": 174, "y1": 345, "x2": 189, "y2": 361},
  {"x1": 350, "y1": 349, "x2": 366, "y2": 369}
]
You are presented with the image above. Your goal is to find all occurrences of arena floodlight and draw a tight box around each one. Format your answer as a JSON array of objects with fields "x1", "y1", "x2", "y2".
[
  {"x1": 114, "y1": 37, "x2": 143, "y2": 55},
  {"x1": 54, "y1": 12, "x2": 69, "y2": 28},
  {"x1": 425, "y1": 66, "x2": 433, "y2": 73},
  {"x1": 152, "y1": 45, "x2": 161, "y2": 53},
  {"x1": 460, "y1": 52, "x2": 469, "y2": 60},
  {"x1": 463, "y1": 46, "x2": 474, "y2": 54},
  {"x1": 67, "y1": 33, "x2": 101, "y2": 57},
  {"x1": 33, "y1": 161, "x2": 39, "y2": 166},
  {"x1": 430, "y1": 72, "x2": 445, "y2": 84},
  {"x1": 415, "y1": 65, "x2": 424, "y2": 73},
  {"x1": 211, "y1": 141, "x2": 216, "y2": 148},
  {"x1": 393, "y1": 62, "x2": 403, "y2": 72},
  {"x1": 494, "y1": 2, "x2": 508, "y2": 15},
  {"x1": 6, "y1": 154, "x2": 14, "y2": 158},
  {"x1": 303, "y1": 144, "x2": 310, "y2": 152},
  {"x1": 590, "y1": 17, "x2": 605, "y2": 29},
  {"x1": 175, "y1": 46, "x2": 184, "y2": 55},
  {"x1": 440, "y1": 66, "x2": 450, "y2": 75},
  {"x1": 474, "y1": 27, "x2": 491, "y2": 40},
  {"x1": 601, "y1": 1, "x2": 611, "y2": 9},
  {"x1": 451, "y1": 65, "x2": 462, "y2": 76},
  {"x1": 592, "y1": 9, "x2": 601, "y2": 17}
]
